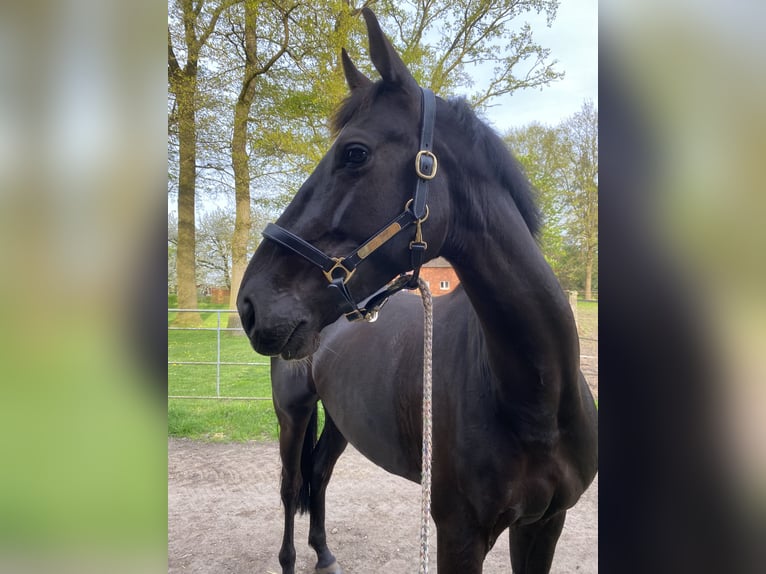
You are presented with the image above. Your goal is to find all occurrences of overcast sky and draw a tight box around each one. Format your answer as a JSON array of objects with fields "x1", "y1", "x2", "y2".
[{"x1": 480, "y1": 0, "x2": 598, "y2": 133}]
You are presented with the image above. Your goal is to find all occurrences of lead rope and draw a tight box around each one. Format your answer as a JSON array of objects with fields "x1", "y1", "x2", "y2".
[{"x1": 416, "y1": 277, "x2": 434, "y2": 574}]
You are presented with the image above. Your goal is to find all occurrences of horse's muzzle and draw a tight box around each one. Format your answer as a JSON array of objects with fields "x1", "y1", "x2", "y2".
[{"x1": 238, "y1": 294, "x2": 318, "y2": 359}]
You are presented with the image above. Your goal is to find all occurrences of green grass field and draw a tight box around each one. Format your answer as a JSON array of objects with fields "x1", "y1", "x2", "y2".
[
  {"x1": 168, "y1": 299, "x2": 279, "y2": 441},
  {"x1": 168, "y1": 298, "x2": 597, "y2": 442},
  {"x1": 168, "y1": 328, "x2": 271, "y2": 397}
]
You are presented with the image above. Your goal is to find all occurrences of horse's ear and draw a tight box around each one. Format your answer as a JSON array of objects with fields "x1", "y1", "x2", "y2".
[
  {"x1": 341, "y1": 48, "x2": 372, "y2": 91},
  {"x1": 361, "y1": 8, "x2": 418, "y2": 92}
]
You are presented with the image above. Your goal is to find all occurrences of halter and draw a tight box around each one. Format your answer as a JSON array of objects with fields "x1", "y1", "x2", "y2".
[{"x1": 262, "y1": 87, "x2": 438, "y2": 322}]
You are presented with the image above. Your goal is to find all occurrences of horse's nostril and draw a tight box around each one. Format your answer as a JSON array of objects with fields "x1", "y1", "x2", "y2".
[{"x1": 238, "y1": 296, "x2": 255, "y2": 335}]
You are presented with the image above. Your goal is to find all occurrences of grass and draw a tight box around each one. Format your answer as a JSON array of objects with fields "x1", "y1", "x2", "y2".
[
  {"x1": 575, "y1": 300, "x2": 599, "y2": 410},
  {"x1": 168, "y1": 298, "x2": 598, "y2": 441},
  {"x1": 169, "y1": 399, "x2": 280, "y2": 441},
  {"x1": 168, "y1": 297, "x2": 282, "y2": 442},
  {"x1": 168, "y1": 329, "x2": 271, "y2": 397},
  {"x1": 575, "y1": 299, "x2": 598, "y2": 341}
]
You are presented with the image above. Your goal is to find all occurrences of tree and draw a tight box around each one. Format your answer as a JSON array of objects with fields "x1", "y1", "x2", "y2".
[
  {"x1": 168, "y1": 0, "x2": 238, "y2": 325},
  {"x1": 560, "y1": 101, "x2": 598, "y2": 299},
  {"x1": 226, "y1": 0, "x2": 297, "y2": 327},
  {"x1": 235, "y1": 0, "x2": 565, "y2": 250},
  {"x1": 168, "y1": 212, "x2": 178, "y2": 296},
  {"x1": 196, "y1": 205, "x2": 270, "y2": 290},
  {"x1": 376, "y1": 0, "x2": 563, "y2": 107},
  {"x1": 196, "y1": 208, "x2": 234, "y2": 289},
  {"x1": 504, "y1": 102, "x2": 598, "y2": 296},
  {"x1": 504, "y1": 122, "x2": 567, "y2": 270}
]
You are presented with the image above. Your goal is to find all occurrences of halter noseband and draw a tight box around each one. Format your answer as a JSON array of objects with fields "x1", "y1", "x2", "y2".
[{"x1": 262, "y1": 87, "x2": 438, "y2": 322}]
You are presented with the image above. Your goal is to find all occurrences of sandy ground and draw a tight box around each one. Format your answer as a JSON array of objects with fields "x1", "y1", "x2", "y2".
[{"x1": 169, "y1": 438, "x2": 597, "y2": 573}]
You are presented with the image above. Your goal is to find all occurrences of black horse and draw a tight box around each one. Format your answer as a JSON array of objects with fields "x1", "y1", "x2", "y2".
[{"x1": 238, "y1": 9, "x2": 597, "y2": 573}]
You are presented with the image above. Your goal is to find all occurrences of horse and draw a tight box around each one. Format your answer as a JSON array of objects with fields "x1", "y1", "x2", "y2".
[{"x1": 237, "y1": 8, "x2": 598, "y2": 574}]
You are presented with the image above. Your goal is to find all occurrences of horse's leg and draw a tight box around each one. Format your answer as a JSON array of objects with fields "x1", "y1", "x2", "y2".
[
  {"x1": 276, "y1": 400, "x2": 317, "y2": 574},
  {"x1": 508, "y1": 511, "x2": 566, "y2": 574},
  {"x1": 308, "y1": 410, "x2": 348, "y2": 574},
  {"x1": 272, "y1": 357, "x2": 320, "y2": 574},
  {"x1": 433, "y1": 513, "x2": 488, "y2": 574}
]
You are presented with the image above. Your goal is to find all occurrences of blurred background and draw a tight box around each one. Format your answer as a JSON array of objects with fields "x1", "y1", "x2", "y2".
[
  {"x1": 602, "y1": 0, "x2": 766, "y2": 493},
  {"x1": 0, "y1": 0, "x2": 763, "y2": 572},
  {"x1": 0, "y1": 1, "x2": 167, "y2": 572}
]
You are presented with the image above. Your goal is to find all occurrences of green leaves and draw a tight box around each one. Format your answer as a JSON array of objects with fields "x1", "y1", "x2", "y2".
[
  {"x1": 171, "y1": 0, "x2": 566, "y2": 208},
  {"x1": 504, "y1": 101, "x2": 598, "y2": 295}
]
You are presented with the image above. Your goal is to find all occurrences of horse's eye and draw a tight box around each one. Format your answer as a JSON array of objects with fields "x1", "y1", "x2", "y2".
[{"x1": 343, "y1": 144, "x2": 369, "y2": 167}]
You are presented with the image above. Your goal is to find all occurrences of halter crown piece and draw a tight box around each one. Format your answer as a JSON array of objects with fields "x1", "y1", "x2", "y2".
[{"x1": 262, "y1": 87, "x2": 438, "y2": 322}]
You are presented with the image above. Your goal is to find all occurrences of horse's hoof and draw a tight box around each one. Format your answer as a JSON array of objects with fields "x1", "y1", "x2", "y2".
[{"x1": 315, "y1": 560, "x2": 342, "y2": 574}]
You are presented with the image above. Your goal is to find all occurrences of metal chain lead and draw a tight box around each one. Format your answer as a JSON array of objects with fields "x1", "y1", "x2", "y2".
[{"x1": 417, "y1": 277, "x2": 434, "y2": 574}]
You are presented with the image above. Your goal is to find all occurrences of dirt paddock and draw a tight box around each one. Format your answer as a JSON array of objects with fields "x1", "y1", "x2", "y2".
[{"x1": 169, "y1": 438, "x2": 597, "y2": 573}]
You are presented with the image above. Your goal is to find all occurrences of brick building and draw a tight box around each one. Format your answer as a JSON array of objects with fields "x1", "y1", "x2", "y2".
[
  {"x1": 209, "y1": 287, "x2": 231, "y2": 304},
  {"x1": 419, "y1": 257, "x2": 459, "y2": 295}
]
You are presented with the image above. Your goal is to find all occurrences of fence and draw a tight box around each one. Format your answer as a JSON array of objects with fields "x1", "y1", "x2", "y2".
[
  {"x1": 168, "y1": 308, "x2": 272, "y2": 400},
  {"x1": 169, "y1": 304, "x2": 597, "y2": 401}
]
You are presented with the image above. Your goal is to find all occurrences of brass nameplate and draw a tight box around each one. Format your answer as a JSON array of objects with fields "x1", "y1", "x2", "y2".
[{"x1": 357, "y1": 222, "x2": 402, "y2": 259}]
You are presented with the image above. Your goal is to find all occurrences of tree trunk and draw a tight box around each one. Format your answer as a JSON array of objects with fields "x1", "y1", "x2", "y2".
[
  {"x1": 227, "y1": 1, "x2": 260, "y2": 330},
  {"x1": 228, "y1": 98, "x2": 253, "y2": 329},
  {"x1": 174, "y1": 71, "x2": 202, "y2": 327},
  {"x1": 584, "y1": 253, "x2": 593, "y2": 301},
  {"x1": 169, "y1": 0, "x2": 230, "y2": 328}
]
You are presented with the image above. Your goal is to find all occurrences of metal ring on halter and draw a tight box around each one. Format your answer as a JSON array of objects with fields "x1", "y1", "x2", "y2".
[
  {"x1": 405, "y1": 198, "x2": 430, "y2": 222},
  {"x1": 322, "y1": 257, "x2": 356, "y2": 284}
]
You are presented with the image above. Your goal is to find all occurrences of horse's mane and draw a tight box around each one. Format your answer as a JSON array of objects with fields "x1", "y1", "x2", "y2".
[
  {"x1": 330, "y1": 85, "x2": 542, "y2": 237},
  {"x1": 446, "y1": 98, "x2": 542, "y2": 237}
]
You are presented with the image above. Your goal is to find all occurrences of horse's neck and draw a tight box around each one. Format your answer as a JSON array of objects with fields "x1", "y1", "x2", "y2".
[{"x1": 444, "y1": 194, "x2": 580, "y2": 414}]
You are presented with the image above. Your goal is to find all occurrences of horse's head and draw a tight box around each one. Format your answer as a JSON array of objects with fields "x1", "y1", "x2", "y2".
[{"x1": 238, "y1": 8, "x2": 452, "y2": 359}]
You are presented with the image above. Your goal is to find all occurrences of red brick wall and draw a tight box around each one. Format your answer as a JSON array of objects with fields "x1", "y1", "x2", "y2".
[
  {"x1": 210, "y1": 288, "x2": 231, "y2": 305},
  {"x1": 420, "y1": 267, "x2": 460, "y2": 295}
]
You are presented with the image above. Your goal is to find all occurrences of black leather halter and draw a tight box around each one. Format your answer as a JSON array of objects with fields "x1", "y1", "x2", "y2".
[{"x1": 262, "y1": 87, "x2": 438, "y2": 322}]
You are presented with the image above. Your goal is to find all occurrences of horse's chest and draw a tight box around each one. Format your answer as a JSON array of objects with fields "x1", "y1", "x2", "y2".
[{"x1": 445, "y1": 435, "x2": 561, "y2": 526}]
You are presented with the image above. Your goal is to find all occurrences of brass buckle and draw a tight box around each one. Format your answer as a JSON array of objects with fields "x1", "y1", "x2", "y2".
[
  {"x1": 323, "y1": 257, "x2": 356, "y2": 284},
  {"x1": 415, "y1": 150, "x2": 438, "y2": 180}
]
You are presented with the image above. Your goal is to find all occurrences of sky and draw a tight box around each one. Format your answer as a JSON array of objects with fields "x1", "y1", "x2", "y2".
[{"x1": 479, "y1": 0, "x2": 598, "y2": 133}]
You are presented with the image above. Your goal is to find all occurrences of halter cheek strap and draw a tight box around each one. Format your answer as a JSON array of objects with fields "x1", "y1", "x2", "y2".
[{"x1": 262, "y1": 87, "x2": 437, "y2": 322}]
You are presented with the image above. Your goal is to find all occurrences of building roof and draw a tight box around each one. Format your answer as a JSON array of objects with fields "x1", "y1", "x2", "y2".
[{"x1": 423, "y1": 257, "x2": 452, "y2": 268}]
